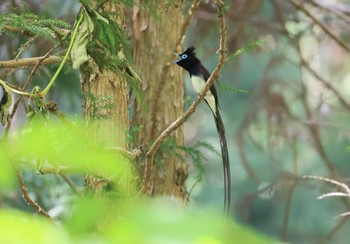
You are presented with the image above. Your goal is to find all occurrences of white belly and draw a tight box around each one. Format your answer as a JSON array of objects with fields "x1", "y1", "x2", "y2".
[{"x1": 191, "y1": 76, "x2": 217, "y2": 115}]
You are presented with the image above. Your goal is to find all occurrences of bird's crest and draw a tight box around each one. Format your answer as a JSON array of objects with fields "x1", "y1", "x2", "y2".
[{"x1": 183, "y1": 46, "x2": 196, "y2": 56}]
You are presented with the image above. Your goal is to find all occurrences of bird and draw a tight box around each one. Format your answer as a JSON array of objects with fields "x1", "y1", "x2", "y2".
[{"x1": 174, "y1": 46, "x2": 231, "y2": 215}]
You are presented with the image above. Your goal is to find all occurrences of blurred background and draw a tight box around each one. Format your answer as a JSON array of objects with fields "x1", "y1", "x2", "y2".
[{"x1": 1, "y1": 0, "x2": 350, "y2": 243}]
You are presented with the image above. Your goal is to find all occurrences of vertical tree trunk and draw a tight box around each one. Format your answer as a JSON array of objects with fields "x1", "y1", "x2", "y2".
[
  {"x1": 132, "y1": 2, "x2": 188, "y2": 200},
  {"x1": 81, "y1": 2, "x2": 129, "y2": 193}
]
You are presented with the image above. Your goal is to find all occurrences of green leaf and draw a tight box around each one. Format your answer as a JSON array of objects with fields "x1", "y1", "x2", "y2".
[
  {"x1": 217, "y1": 82, "x2": 248, "y2": 94},
  {"x1": 9, "y1": 120, "x2": 137, "y2": 195},
  {"x1": 103, "y1": 200, "x2": 273, "y2": 243},
  {"x1": 0, "y1": 142, "x2": 14, "y2": 187},
  {"x1": 71, "y1": 9, "x2": 94, "y2": 69},
  {"x1": 0, "y1": 210, "x2": 72, "y2": 244},
  {"x1": 228, "y1": 39, "x2": 266, "y2": 60}
]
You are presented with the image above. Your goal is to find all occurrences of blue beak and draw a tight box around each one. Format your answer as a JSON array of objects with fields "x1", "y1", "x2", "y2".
[{"x1": 174, "y1": 53, "x2": 181, "y2": 63}]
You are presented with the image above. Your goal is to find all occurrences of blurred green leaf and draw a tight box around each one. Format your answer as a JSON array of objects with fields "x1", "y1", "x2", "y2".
[
  {"x1": 103, "y1": 200, "x2": 273, "y2": 244},
  {"x1": 0, "y1": 210, "x2": 72, "y2": 244},
  {"x1": 9, "y1": 120, "x2": 136, "y2": 196},
  {"x1": 0, "y1": 142, "x2": 15, "y2": 187},
  {"x1": 228, "y1": 39, "x2": 266, "y2": 60}
]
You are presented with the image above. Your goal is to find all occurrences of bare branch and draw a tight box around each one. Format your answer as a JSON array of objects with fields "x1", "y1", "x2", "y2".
[
  {"x1": 14, "y1": 166, "x2": 52, "y2": 219},
  {"x1": 302, "y1": 175, "x2": 350, "y2": 195},
  {"x1": 0, "y1": 56, "x2": 63, "y2": 69},
  {"x1": 150, "y1": 0, "x2": 202, "y2": 138},
  {"x1": 326, "y1": 216, "x2": 349, "y2": 241},
  {"x1": 5, "y1": 45, "x2": 59, "y2": 135},
  {"x1": 299, "y1": 56, "x2": 350, "y2": 111},
  {"x1": 59, "y1": 173, "x2": 82, "y2": 197},
  {"x1": 289, "y1": 0, "x2": 350, "y2": 53},
  {"x1": 336, "y1": 212, "x2": 350, "y2": 219},
  {"x1": 142, "y1": 0, "x2": 228, "y2": 194},
  {"x1": 318, "y1": 192, "x2": 350, "y2": 199},
  {"x1": 174, "y1": 0, "x2": 201, "y2": 52}
]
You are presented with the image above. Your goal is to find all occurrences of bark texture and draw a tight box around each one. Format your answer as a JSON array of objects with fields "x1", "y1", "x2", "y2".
[
  {"x1": 81, "y1": 2, "x2": 129, "y2": 192},
  {"x1": 132, "y1": 2, "x2": 188, "y2": 200}
]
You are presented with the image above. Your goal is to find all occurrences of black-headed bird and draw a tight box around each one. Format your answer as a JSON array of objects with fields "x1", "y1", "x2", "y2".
[{"x1": 174, "y1": 47, "x2": 231, "y2": 215}]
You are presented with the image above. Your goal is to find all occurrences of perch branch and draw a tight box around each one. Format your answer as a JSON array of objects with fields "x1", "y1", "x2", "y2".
[
  {"x1": 142, "y1": 0, "x2": 227, "y2": 194},
  {"x1": 150, "y1": 0, "x2": 202, "y2": 139},
  {"x1": 0, "y1": 56, "x2": 62, "y2": 69},
  {"x1": 14, "y1": 166, "x2": 52, "y2": 219}
]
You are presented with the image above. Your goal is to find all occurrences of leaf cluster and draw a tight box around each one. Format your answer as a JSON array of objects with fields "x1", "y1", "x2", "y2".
[
  {"x1": 74, "y1": 5, "x2": 143, "y2": 104},
  {"x1": 228, "y1": 39, "x2": 266, "y2": 60},
  {"x1": 0, "y1": 10, "x2": 70, "y2": 42},
  {"x1": 159, "y1": 137, "x2": 220, "y2": 180}
]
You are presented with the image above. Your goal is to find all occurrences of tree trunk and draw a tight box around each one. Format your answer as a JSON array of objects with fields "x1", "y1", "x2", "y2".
[
  {"x1": 132, "y1": 2, "x2": 187, "y2": 200},
  {"x1": 81, "y1": 2, "x2": 129, "y2": 193}
]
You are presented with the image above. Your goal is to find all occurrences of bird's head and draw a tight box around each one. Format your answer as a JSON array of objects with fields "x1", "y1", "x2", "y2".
[{"x1": 174, "y1": 46, "x2": 200, "y2": 71}]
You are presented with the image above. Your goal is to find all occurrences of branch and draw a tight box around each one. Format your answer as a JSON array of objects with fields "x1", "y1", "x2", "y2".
[
  {"x1": 142, "y1": 0, "x2": 227, "y2": 194},
  {"x1": 3, "y1": 24, "x2": 70, "y2": 38},
  {"x1": 299, "y1": 56, "x2": 350, "y2": 111},
  {"x1": 14, "y1": 166, "x2": 52, "y2": 219},
  {"x1": 302, "y1": 175, "x2": 350, "y2": 195},
  {"x1": 5, "y1": 45, "x2": 58, "y2": 135},
  {"x1": 289, "y1": 0, "x2": 350, "y2": 53},
  {"x1": 42, "y1": 12, "x2": 83, "y2": 96},
  {"x1": 59, "y1": 173, "x2": 82, "y2": 197},
  {"x1": 0, "y1": 56, "x2": 63, "y2": 69},
  {"x1": 309, "y1": 0, "x2": 350, "y2": 25},
  {"x1": 174, "y1": 0, "x2": 201, "y2": 52},
  {"x1": 151, "y1": 0, "x2": 202, "y2": 137},
  {"x1": 325, "y1": 216, "x2": 349, "y2": 241}
]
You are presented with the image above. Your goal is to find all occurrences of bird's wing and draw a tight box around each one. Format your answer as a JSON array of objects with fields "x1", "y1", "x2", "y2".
[{"x1": 198, "y1": 63, "x2": 220, "y2": 110}]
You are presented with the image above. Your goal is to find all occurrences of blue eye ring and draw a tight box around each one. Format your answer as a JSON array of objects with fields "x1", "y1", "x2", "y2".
[{"x1": 181, "y1": 54, "x2": 188, "y2": 59}]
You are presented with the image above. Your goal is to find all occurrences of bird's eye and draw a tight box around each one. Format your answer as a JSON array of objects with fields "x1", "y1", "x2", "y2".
[{"x1": 181, "y1": 54, "x2": 188, "y2": 59}]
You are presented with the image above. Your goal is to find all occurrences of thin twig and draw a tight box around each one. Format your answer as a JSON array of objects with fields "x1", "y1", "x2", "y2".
[
  {"x1": 309, "y1": 0, "x2": 350, "y2": 25},
  {"x1": 299, "y1": 56, "x2": 350, "y2": 111},
  {"x1": 5, "y1": 45, "x2": 59, "y2": 135},
  {"x1": 14, "y1": 166, "x2": 52, "y2": 219},
  {"x1": 281, "y1": 138, "x2": 298, "y2": 240},
  {"x1": 174, "y1": 0, "x2": 201, "y2": 51},
  {"x1": 288, "y1": 0, "x2": 350, "y2": 53},
  {"x1": 302, "y1": 175, "x2": 350, "y2": 194},
  {"x1": 325, "y1": 216, "x2": 349, "y2": 241},
  {"x1": 187, "y1": 177, "x2": 201, "y2": 200},
  {"x1": 336, "y1": 212, "x2": 350, "y2": 219},
  {"x1": 150, "y1": 0, "x2": 201, "y2": 139},
  {"x1": 318, "y1": 192, "x2": 350, "y2": 199},
  {"x1": 59, "y1": 173, "x2": 82, "y2": 197},
  {"x1": 142, "y1": 0, "x2": 227, "y2": 194}
]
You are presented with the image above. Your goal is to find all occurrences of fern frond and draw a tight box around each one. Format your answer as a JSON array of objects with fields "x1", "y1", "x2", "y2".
[
  {"x1": 217, "y1": 82, "x2": 248, "y2": 94},
  {"x1": 0, "y1": 11, "x2": 70, "y2": 42},
  {"x1": 228, "y1": 39, "x2": 265, "y2": 60}
]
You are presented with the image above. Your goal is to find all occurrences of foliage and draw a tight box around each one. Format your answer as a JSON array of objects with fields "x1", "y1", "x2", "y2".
[
  {"x1": 2, "y1": 0, "x2": 350, "y2": 243},
  {"x1": 72, "y1": 4, "x2": 143, "y2": 104},
  {"x1": 227, "y1": 39, "x2": 266, "y2": 60},
  {"x1": 0, "y1": 120, "x2": 271, "y2": 243},
  {"x1": 217, "y1": 82, "x2": 248, "y2": 95},
  {"x1": 0, "y1": 9, "x2": 70, "y2": 42},
  {"x1": 159, "y1": 137, "x2": 220, "y2": 181},
  {"x1": 0, "y1": 199, "x2": 272, "y2": 243}
]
